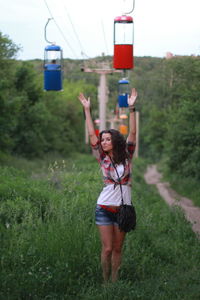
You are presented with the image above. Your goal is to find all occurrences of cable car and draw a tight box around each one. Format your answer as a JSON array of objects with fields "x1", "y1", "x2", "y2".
[
  {"x1": 118, "y1": 79, "x2": 130, "y2": 107},
  {"x1": 113, "y1": 15, "x2": 134, "y2": 70},
  {"x1": 119, "y1": 124, "x2": 128, "y2": 135},
  {"x1": 44, "y1": 44, "x2": 63, "y2": 91}
]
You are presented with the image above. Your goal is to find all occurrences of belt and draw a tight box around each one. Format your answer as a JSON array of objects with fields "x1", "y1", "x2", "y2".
[{"x1": 99, "y1": 205, "x2": 120, "y2": 213}]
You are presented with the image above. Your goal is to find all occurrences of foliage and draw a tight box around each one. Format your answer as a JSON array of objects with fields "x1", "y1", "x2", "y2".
[
  {"x1": 163, "y1": 58, "x2": 200, "y2": 178},
  {"x1": 0, "y1": 29, "x2": 200, "y2": 180},
  {"x1": 0, "y1": 33, "x2": 21, "y2": 151},
  {"x1": 0, "y1": 31, "x2": 20, "y2": 60},
  {"x1": 129, "y1": 56, "x2": 200, "y2": 180},
  {"x1": 164, "y1": 100, "x2": 200, "y2": 178},
  {"x1": 0, "y1": 31, "x2": 97, "y2": 158}
]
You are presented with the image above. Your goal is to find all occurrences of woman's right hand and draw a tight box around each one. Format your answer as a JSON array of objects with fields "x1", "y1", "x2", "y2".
[{"x1": 78, "y1": 93, "x2": 90, "y2": 110}]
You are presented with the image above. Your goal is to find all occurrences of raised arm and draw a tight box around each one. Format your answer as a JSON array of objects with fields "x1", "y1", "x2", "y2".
[
  {"x1": 78, "y1": 93, "x2": 98, "y2": 146},
  {"x1": 127, "y1": 88, "x2": 138, "y2": 144}
]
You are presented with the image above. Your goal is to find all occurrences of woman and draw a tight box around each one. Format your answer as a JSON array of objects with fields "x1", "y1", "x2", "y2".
[{"x1": 78, "y1": 88, "x2": 138, "y2": 283}]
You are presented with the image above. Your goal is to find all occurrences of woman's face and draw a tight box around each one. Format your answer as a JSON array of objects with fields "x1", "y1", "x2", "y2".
[{"x1": 101, "y1": 133, "x2": 113, "y2": 153}]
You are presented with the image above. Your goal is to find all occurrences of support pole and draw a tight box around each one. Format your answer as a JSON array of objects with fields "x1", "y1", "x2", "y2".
[
  {"x1": 83, "y1": 65, "x2": 121, "y2": 136},
  {"x1": 135, "y1": 111, "x2": 139, "y2": 157},
  {"x1": 85, "y1": 120, "x2": 89, "y2": 144},
  {"x1": 98, "y1": 73, "x2": 107, "y2": 131}
]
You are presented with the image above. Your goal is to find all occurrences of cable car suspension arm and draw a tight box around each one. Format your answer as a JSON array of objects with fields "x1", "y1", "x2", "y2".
[
  {"x1": 44, "y1": 18, "x2": 54, "y2": 44},
  {"x1": 123, "y1": 0, "x2": 135, "y2": 15}
]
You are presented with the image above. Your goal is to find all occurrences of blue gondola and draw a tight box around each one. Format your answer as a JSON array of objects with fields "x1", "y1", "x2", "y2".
[
  {"x1": 44, "y1": 44, "x2": 63, "y2": 91},
  {"x1": 118, "y1": 79, "x2": 130, "y2": 107}
]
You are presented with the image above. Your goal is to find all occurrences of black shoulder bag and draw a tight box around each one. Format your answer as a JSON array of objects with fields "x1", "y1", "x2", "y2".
[{"x1": 111, "y1": 157, "x2": 136, "y2": 233}]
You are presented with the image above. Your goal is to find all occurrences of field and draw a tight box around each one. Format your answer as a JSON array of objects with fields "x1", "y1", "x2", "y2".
[{"x1": 0, "y1": 154, "x2": 199, "y2": 300}]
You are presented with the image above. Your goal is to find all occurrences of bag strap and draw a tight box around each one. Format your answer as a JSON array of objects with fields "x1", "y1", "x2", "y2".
[{"x1": 109, "y1": 156, "x2": 124, "y2": 205}]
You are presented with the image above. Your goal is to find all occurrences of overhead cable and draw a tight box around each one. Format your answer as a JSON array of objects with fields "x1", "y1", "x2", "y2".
[
  {"x1": 101, "y1": 20, "x2": 109, "y2": 56},
  {"x1": 62, "y1": 3, "x2": 88, "y2": 58},
  {"x1": 43, "y1": 0, "x2": 78, "y2": 58}
]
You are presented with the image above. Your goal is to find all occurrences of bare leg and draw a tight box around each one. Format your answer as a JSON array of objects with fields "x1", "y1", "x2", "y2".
[
  {"x1": 97, "y1": 225, "x2": 114, "y2": 282},
  {"x1": 111, "y1": 226, "x2": 126, "y2": 282}
]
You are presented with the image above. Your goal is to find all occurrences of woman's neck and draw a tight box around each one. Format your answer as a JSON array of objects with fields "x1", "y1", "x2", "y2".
[{"x1": 107, "y1": 150, "x2": 113, "y2": 158}]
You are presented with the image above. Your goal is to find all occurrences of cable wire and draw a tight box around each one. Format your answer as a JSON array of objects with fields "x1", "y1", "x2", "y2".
[
  {"x1": 62, "y1": 3, "x2": 87, "y2": 57},
  {"x1": 101, "y1": 19, "x2": 109, "y2": 56},
  {"x1": 43, "y1": 0, "x2": 78, "y2": 58}
]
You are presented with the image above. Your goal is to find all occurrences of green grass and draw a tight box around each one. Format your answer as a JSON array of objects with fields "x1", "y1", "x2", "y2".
[
  {"x1": 158, "y1": 160, "x2": 200, "y2": 208},
  {"x1": 168, "y1": 176, "x2": 200, "y2": 207},
  {"x1": 0, "y1": 154, "x2": 199, "y2": 299}
]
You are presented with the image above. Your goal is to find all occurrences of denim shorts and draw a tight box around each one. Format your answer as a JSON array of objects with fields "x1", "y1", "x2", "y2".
[{"x1": 95, "y1": 205, "x2": 118, "y2": 226}]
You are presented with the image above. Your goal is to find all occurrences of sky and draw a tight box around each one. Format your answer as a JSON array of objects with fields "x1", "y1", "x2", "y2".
[{"x1": 0, "y1": 0, "x2": 200, "y2": 60}]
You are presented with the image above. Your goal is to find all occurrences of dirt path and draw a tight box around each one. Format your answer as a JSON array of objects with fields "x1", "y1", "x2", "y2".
[{"x1": 144, "y1": 164, "x2": 200, "y2": 239}]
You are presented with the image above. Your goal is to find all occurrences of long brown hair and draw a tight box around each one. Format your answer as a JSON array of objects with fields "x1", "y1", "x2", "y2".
[{"x1": 99, "y1": 129, "x2": 128, "y2": 165}]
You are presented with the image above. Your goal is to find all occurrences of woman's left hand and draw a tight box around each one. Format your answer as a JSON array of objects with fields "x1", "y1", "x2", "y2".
[{"x1": 128, "y1": 88, "x2": 138, "y2": 106}]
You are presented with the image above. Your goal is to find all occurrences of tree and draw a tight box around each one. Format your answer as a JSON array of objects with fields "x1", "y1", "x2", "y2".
[
  {"x1": 162, "y1": 57, "x2": 200, "y2": 178},
  {"x1": 0, "y1": 32, "x2": 20, "y2": 60},
  {"x1": 0, "y1": 32, "x2": 20, "y2": 151},
  {"x1": 15, "y1": 61, "x2": 43, "y2": 104}
]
